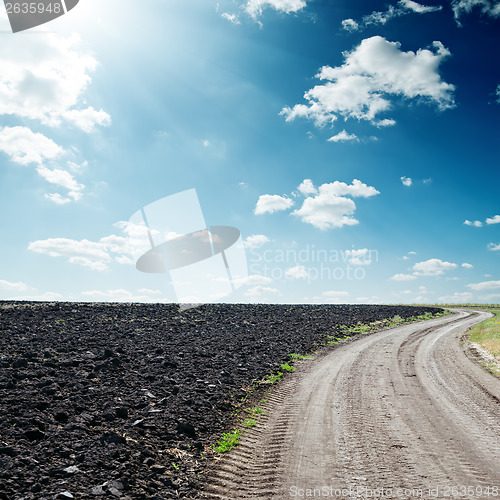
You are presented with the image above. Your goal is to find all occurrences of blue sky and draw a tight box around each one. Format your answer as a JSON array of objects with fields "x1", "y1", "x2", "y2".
[{"x1": 0, "y1": 0, "x2": 499, "y2": 305}]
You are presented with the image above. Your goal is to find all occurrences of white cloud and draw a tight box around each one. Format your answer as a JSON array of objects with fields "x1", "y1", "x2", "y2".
[
  {"x1": 243, "y1": 234, "x2": 270, "y2": 249},
  {"x1": 255, "y1": 194, "x2": 294, "y2": 215},
  {"x1": 451, "y1": 0, "x2": 500, "y2": 21},
  {"x1": 297, "y1": 179, "x2": 318, "y2": 196},
  {"x1": 27, "y1": 221, "x2": 161, "y2": 271},
  {"x1": 236, "y1": 274, "x2": 273, "y2": 286},
  {"x1": 341, "y1": 18, "x2": 359, "y2": 31},
  {"x1": 285, "y1": 265, "x2": 310, "y2": 279},
  {"x1": 496, "y1": 84, "x2": 500, "y2": 103},
  {"x1": 323, "y1": 291, "x2": 350, "y2": 298},
  {"x1": 222, "y1": 12, "x2": 241, "y2": 24},
  {"x1": 245, "y1": 0, "x2": 307, "y2": 19},
  {"x1": 486, "y1": 215, "x2": 500, "y2": 225},
  {"x1": 466, "y1": 280, "x2": 500, "y2": 291},
  {"x1": 488, "y1": 243, "x2": 500, "y2": 251},
  {"x1": 292, "y1": 179, "x2": 380, "y2": 230},
  {"x1": 401, "y1": 176, "x2": 413, "y2": 187},
  {"x1": 36, "y1": 166, "x2": 84, "y2": 200},
  {"x1": 80, "y1": 289, "x2": 165, "y2": 303},
  {"x1": 343, "y1": 1, "x2": 442, "y2": 31},
  {"x1": 44, "y1": 193, "x2": 71, "y2": 205},
  {"x1": 345, "y1": 249, "x2": 372, "y2": 266},
  {"x1": 0, "y1": 32, "x2": 110, "y2": 131},
  {"x1": 0, "y1": 279, "x2": 33, "y2": 292},
  {"x1": 401, "y1": 0, "x2": 443, "y2": 13},
  {"x1": 464, "y1": 219, "x2": 483, "y2": 227},
  {"x1": 412, "y1": 258, "x2": 458, "y2": 276},
  {"x1": 281, "y1": 37, "x2": 454, "y2": 131},
  {"x1": 391, "y1": 273, "x2": 417, "y2": 281},
  {"x1": 28, "y1": 238, "x2": 111, "y2": 271},
  {"x1": 62, "y1": 107, "x2": 111, "y2": 133},
  {"x1": 245, "y1": 285, "x2": 281, "y2": 298},
  {"x1": 328, "y1": 130, "x2": 359, "y2": 143},
  {"x1": 0, "y1": 126, "x2": 63, "y2": 165},
  {"x1": 376, "y1": 118, "x2": 397, "y2": 127},
  {"x1": 462, "y1": 263, "x2": 474, "y2": 269},
  {"x1": 438, "y1": 292, "x2": 474, "y2": 303}
]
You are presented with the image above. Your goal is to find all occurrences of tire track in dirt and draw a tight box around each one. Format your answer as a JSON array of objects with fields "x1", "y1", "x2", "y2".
[{"x1": 202, "y1": 311, "x2": 500, "y2": 499}]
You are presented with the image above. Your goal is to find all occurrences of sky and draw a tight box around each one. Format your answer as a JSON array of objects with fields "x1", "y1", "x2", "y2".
[{"x1": 0, "y1": 0, "x2": 499, "y2": 306}]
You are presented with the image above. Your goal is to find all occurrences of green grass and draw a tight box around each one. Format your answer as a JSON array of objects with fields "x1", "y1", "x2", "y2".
[
  {"x1": 263, "y1": 371, "x2": 283, "y2": 384},
  {"x1": 289, "y1": 353, "x2": 314, "y2": 360},
  {"x1": 280, "y1": 362, "x2": 296, "y2": 372},
  {"x1": 244, "y1": 405, "x2": 265, "y2": 416},
  {"x1": 212, "y1": 429, "x2": 241, "y2": 453},
  {"x1": 468, "y1": 309, "x2": 500, "y2": 360},
  {"x1": 241, "y1": 417, "x2": 257, "y2": 428}
]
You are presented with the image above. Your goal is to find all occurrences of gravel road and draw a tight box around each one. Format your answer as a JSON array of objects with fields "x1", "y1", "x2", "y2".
[{"x1": 203, "y1": 310, "x2": 500, "y2": 499}]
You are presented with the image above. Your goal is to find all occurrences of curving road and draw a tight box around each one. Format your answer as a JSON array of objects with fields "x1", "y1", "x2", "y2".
[{"x1": 203, "y1": 310, "x2": 500, "y2": 499}]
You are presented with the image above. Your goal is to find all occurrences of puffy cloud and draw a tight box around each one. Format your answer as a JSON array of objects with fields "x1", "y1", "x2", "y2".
[
  {"x1": 488, "y1": 243, "x2": 500, "y2": 251},
  {"x1": 236, "y1": 274, "x2": 273, "y2": 286},
  {"x1": 0, "y1": 126, "x2": 63, "y2": 165},
  {"x1": 28, "y1": 238, "x2": 111, "y2": 271},
  {"x1": 462, "y1": 263, "x2": 474, "y2": 268},
  {"x1": 221, "y1": 12, "x2": 240, "y2": 24},
  {"x1": 36, "y1": 166, "x2": 84, "y2": 199},
  {"x1": 255, "y1": 194, "x2": 294, "y2": 215},
  {"x1": 297, "y1": 179, "x2": 318, "y2": 196},
  {"x1": 451, "y1": 0, "x2": 500, "y2": 21},
  {"x1": 245, "y1": 0, "x2": 307, "y2": 18},
  {"x1": 376, "y1": 118, "x2": 397, "y2": 127},
  {"x1": 342, "y1": 1, "x2": 442, "y2": 31},
  {"x1": 281, "y1": 37, "x2": 455, "y2": 131},
  {"x1": 390, "y1": 273, "x2": 417, "y2": 281},
  {"x1": 0, "y1": 279, "x2": 32, "y2": 292},
  {"x1": 245, "y1": 285, "x2": 281, "y2": 298},
  {"x1": 464, "y1": 219, "x2": 483, "y2": 227},
  {"x1": 285, "y1": 265, "x2": 309, "y2": 279},
  {"x1": 44, "y1": 193, "x2": 73, "y2": 205},
  {"x1": 328, "y1": 130, "x2": 359, "y2": 143},
  {"x1": 292, "y1": 179, "x2": 379, "y2": 230},
  {"x1": 401, "y1": 176, "x2": 413, "y2": 187},
  {"x1": 341, "y1": 18, "x2": 359, "y2": 31},
  {"x1": 243, "y1": 234, "x2": 270, "y2": 249},
  {"x1": 81, "y1": 289, "x2": 165, "y2": 303},
  {"x1": 466, "y1": 280, "x2": 500, "y2": 291},
  {"x1": 0, "y1": 32, "x2": 110, "y2": 131},
  {"x1": 27, "y1": 221, "x2": 165, "y2": 271},
  {"x1": 486, "y1": 215, "x2": 500, "y2": 225},
  {"x1": 344, "y1": 249, "x2": 372, "y2": 266},
  {"x1": 400, "y1": 0, "x2": 443, "y2": 13},
  {"x1": 412, "y1": 258, "x2": 458, "y2": 276}
]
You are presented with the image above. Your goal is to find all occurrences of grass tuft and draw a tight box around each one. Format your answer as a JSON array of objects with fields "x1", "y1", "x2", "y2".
[
  {"x1": 212, "y1": 429, "x2": 241, "y2": 453},
  {"x1": 468, "y1": 310, "x2": 500, "y2": 360}
]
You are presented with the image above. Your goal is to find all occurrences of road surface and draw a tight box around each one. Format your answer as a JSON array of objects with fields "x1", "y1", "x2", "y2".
[{"x1": 203, "y1": 310, "x2": 500, "y2": 499}]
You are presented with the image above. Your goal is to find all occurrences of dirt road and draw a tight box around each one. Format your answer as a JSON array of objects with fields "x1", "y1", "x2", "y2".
[{"x1": 203, "y1": 310, "x2": 500, "y2": 499}]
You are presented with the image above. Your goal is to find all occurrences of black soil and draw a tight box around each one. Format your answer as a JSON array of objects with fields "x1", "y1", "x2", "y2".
[{"x1": 0, "y1": 302, "x2": 442, "y2": 499}]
